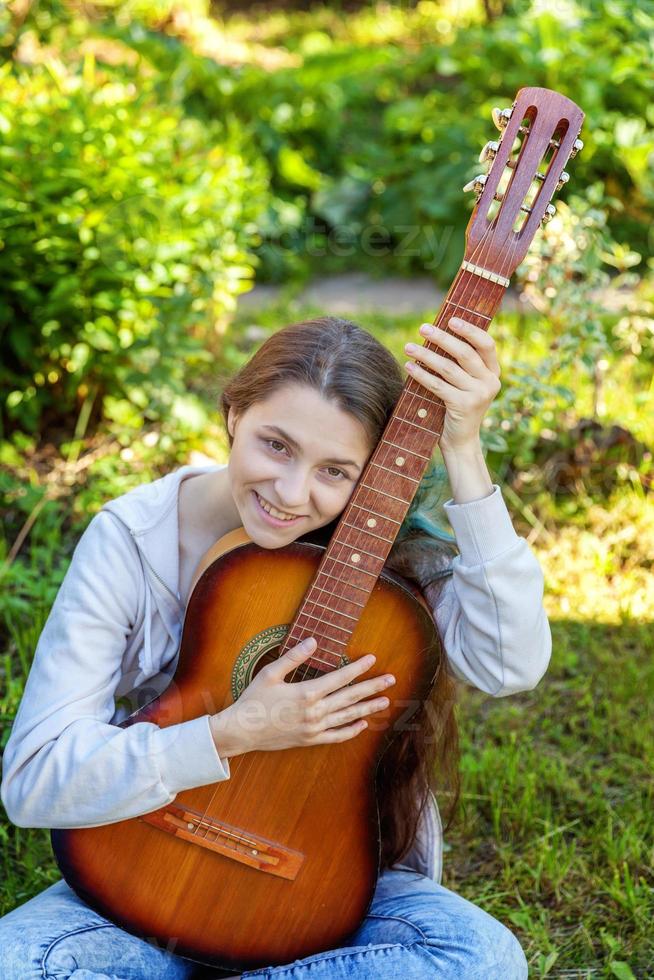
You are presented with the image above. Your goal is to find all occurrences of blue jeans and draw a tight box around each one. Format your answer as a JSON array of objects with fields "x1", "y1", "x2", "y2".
[{"x1": 0, "y1": 869, "x2": 528, "y2": 979}]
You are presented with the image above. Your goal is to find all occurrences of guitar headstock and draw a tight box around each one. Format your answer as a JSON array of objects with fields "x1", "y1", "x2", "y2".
[{"x1": 463, "y1": 87, "x2": 584, "y2": 282}]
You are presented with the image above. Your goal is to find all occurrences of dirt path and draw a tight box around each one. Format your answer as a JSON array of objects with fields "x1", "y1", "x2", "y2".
[{"x1": 237, "y1": 272, "x2": 527, "y2": 316}]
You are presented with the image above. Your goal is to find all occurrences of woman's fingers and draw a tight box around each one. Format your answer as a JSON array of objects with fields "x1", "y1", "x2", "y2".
[
  {"x1": 302, "y1": 652, "x2": 378, "y2": 699},
  {"x1": 443, "y1": 317, "x2": 501, "y2": 377},
  {"x1": 321, "y1": 695, "x2": 391, "y2": 731},
  {"x1": 404, "y1": 316, "x2": 502, "y2": 411},
  {"x1": 409, "y1": 318, "x2": 500, "y2": 381},
  {"x1": 316, "y1": 673, "x2": 396, "y2": 719},
  {"x1": 405, "y1": 343, "x2": 475, "y2": 390},
  {"x1": 405, "y1": 358, "x2": 471, "y2": 403}
]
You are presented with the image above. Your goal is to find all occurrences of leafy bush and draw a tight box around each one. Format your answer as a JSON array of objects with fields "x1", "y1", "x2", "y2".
[
  {"x1": 4, "y1": 0, "x2": 652, "y2": 290},
  {"x1": 0, "y1": 59, "x2": 268, "y2": 436},
  {"x1": 154, "y1": 0, "x2": 654, "y2": 284}
]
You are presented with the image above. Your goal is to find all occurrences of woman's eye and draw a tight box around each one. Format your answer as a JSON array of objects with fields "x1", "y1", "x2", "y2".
[{"x1": 263, "y1": 439, "x2": 347, "y2": 480}]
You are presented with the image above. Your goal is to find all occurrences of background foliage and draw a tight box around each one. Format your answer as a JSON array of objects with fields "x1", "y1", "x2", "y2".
[{"x1": 1, "y1": 1, "x2": 652, "y2": 976}]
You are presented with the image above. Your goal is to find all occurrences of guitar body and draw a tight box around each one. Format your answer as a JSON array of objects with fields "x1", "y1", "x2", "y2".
[{"x1": 51, "y1": 534, "x2": 441, "y2": 972}]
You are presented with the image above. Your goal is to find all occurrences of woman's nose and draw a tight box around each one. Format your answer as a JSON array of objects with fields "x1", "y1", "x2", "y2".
[{"x1": 275, "y1": 470, "x2": 311, "y2": 510}]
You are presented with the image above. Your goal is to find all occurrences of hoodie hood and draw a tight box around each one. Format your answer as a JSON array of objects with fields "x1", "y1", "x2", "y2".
[{"x1": 100, "y1": 462, "x2": 227, "y2": 674}]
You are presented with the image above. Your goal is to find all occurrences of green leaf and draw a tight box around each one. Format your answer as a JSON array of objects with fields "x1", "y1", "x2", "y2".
[
  {"x1": 277, "y1": 146, "x2": 323, "y2": 191},
  {"x1": 610, "y1": 963, "x2": 637, "y2": 980}
]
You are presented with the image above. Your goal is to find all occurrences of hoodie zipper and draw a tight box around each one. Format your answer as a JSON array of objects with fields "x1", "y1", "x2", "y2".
[{"x1": 129, "y1": 528, "x2": 183, "y2": 611}]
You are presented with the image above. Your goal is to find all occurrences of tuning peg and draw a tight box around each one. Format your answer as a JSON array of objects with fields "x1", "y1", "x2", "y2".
[
  {"x1": 532, "y1": 169, "x2": 569, "y2": 193},
  {"x1": 569, "y1": 137, "x2": 584, "y2": 158},
  {"x1": 463, "y1": 174, "x2": 487, "y2": 198},
  {"x1": 479, "y1": 139, "x2": 500, "y2": 164},
  {"x1": 541, "y1": 204, "x2": 556, "y2": 225},
  {"x1": 492, "y1": 107, "x2": 512, "y2": 130}
]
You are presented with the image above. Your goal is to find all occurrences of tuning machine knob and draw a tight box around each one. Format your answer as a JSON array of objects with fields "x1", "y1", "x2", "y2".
[
  {"x1": 541, "y1": 204, "x2": 557, "y2": 225},
  {"x1": 570, "y1": 137, "x2": 584, "y2": 158},
  {"x1": 463, "y1": 174, "x2": 488, "y2": 199},
  {"x1": 556, "y1": 170, "x2": 570, "y2": 191},
  {"x1": 492, "y1": 107, "x2": 512, "y2": 130},
  {"x1": 479, "y1": 140, "x2": 500, "y2": 164}
]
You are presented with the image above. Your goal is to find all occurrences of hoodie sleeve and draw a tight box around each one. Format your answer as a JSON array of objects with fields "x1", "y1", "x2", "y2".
[
  {"x1": 424, "y1": 484, "x2": 552, "y2": 697},
  {"x1": 0, "y1": 511, "x2": 230, "y2": 830}
]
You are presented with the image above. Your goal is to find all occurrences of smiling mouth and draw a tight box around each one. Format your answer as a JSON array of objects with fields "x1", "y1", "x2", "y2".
[{"x1": 254, "y1": 491, "x2": 305, "y2": 521}]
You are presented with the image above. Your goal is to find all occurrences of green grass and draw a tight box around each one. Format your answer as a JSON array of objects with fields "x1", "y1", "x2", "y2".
[
  {"x1": 1, "y1": 305, "x2": 652, "y2": 979},
  {"x1": 449, "y1": 588, "x2": 653, "y2": 978}
]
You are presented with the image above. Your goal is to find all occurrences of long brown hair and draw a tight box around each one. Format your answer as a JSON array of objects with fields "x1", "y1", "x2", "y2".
[{"x1": 220, "y1": 316, "x2": 460, "y2": 870}]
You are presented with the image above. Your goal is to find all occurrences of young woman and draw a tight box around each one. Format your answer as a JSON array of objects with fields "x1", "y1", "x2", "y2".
[{"x1": 0, "y1": 315, "x2": 551, "y2": 979}]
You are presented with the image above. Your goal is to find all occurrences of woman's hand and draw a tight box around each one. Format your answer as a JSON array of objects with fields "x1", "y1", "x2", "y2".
[
  {"x1": 404, "y1": 316, "x2": 501, "y2": 454},
  {"x1": 210, "y1": 637, "x2": 396, "y2": 757}
]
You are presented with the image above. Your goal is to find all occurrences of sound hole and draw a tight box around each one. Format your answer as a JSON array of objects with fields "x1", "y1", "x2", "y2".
[{"x1": 230, "y1": 625, "x2": 349, "y2": 700}]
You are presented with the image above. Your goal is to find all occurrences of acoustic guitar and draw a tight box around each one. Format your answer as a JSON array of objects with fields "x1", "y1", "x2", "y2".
[{"x1": 51, "y1": 86, "x2": 583, "y2": 972}]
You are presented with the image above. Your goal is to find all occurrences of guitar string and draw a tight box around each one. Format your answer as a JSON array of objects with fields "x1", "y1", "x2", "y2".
[{"x1": 191, "y1": 125, "x2": 546, "y2": 845}]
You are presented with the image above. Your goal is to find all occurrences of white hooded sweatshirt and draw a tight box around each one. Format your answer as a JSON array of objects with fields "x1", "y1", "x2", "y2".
[{"x1": 1, "y1": 463, "x2": 551, "y2": 884}]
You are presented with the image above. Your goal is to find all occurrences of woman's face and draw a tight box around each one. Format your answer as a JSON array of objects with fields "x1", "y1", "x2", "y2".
[{"x1": 227, "y1": 384, "x2": 373, "y2": 548}]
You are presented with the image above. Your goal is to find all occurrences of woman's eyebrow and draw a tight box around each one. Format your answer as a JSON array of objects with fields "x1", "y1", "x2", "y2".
[{"x1": 260, "y1": 425, "x2": 363, "y2": 472}]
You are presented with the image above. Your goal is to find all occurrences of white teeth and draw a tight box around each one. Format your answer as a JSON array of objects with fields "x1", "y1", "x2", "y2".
[{"x1": 256, "y1": 492, "x2": 298, "y2": 521}]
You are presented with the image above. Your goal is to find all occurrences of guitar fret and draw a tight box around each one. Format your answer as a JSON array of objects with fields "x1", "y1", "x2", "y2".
[
  {"x1": 348, "y1": 502, "x2": 402, "y2": 526},
  {"x1": 313, "y1": 569, "x2": 370, "y2": 595},
  {"x1": 302, "y1": 599, "x2": 359, "y2": 623},
  {"x1": 343, "y1": 520, "x2": 394, "y2": 545},
  {"x1": 444, "y1": 303, "x2": 491, "y2": 321},
  {"x1": 324, "y1": 555, "x2": 380, "y2": 579},
  {"x1": 370, "y1": 460, "x2": 420, "y2": 484},
  {"x1": 328, "y1": 541, "x2": 387, "y2": 563},
  {"x1": 359, "y1": 483, "x2": 412, "y2": 506},
  {"x1": 404, "y1": 379, "x2": 441, "y2": 404},
  {"x1": 392, "y1": 414, "x2": 440, "y2": 437},
  {"x1": 296, "y1": 609, "x2": 351, "y2": 634},
  {"x1": 308, "y1": 583, "x2": 366, "y2": 608},
  {"x1": 301, "y1": 630, "x2": 347, "y2": 648},
  {"x1": 381, "y1": 439, "x2": 430, "y2": 461}
]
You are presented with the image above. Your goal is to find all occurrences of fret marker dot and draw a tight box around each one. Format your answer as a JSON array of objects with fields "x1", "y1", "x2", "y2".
[
  {"x1": 351, "y1": 554, "x2": 361, "y2": 563},
  {"x1": 367, "y1": 518, "x2": 377, "y2": 527},
  {"x1": 395, "y1": 456, "x2": 405, "y2": 466},
  {"x1": 418, "y1": 408, "x2": 427, "y2": 418},
  {"x1": 187, "y1": 823, "x2": 194, "y2": 830}
]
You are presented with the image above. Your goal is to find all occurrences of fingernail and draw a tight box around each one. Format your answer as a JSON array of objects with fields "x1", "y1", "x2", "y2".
[{"x1": 420, "y1": 324, "x2": 434, "y2": 335}]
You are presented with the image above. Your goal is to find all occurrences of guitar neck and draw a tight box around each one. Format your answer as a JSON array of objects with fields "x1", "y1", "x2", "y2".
[
  {"x1": 282, "y1": 84, "x2": 585, "y2": 673},
  {"x1": 284, "y1": 266, "x2": 508, "y2": 673}
]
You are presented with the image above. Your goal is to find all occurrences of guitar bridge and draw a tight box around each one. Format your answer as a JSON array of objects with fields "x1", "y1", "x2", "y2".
[{"x1": 140, "y1": 803, "x2": 305, "y2": 880}]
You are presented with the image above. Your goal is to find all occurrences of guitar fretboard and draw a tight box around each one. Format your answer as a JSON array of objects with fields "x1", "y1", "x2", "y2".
[{"x1": 282, "y1": 268, "x2": 507, "y2": 675}]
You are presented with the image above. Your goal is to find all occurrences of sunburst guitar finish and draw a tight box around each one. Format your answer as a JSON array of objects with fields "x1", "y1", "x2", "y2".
[{"x1": 52, "y1": 534, "x2": 440, "y2": 971}]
